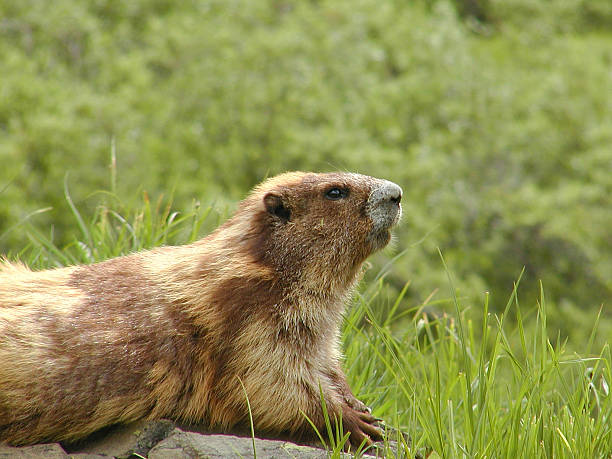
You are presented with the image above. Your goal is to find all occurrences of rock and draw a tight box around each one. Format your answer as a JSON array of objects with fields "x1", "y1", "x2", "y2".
[
  {"x1": 2, "y1": 421, "x2": 386, "y2": 458},
  {"x1": 148, "y1": 429, "x2": 338, "y2": 459},
  {"x1": 0, "y1": 443, "x2": 68, "y2": 459},
  {"x1": 0, "y1": 443, "x2": 69, "y2": 459},
  {"x1": 69, "y1": 455, "x2": 112, "y2": 459},
  {"x1": 0, "y1": 443, "x2": 111, "y2": 459}
]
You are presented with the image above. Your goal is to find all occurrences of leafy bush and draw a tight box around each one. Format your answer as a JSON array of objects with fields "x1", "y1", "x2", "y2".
[{"x1": 1, "y1": 0, "x2": 610, "y2": 345}]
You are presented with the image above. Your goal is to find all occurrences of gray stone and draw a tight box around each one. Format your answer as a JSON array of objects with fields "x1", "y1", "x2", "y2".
[
  {"x1": 148, "y1": 429, "x2": 340, "y2": 459},
  {"x1": 2, "y1": 422, "x2": 391, "y2": 458},
  {"x1": 69, "y1": 455, "x2": 112, "y2": 459},
  {"x1": 0, "y1": 443, "x2": 68, "y2": 459}
]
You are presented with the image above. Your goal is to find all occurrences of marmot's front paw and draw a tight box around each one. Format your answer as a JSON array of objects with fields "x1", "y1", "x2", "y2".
[{"x1": 341, "y1": 404, "x2": 384, "y2": 447}]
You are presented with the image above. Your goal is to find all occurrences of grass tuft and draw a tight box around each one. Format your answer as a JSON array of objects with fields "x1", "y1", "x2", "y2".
[{"x1": 344, "y1": 255, "x2": 611, "y2": 458}]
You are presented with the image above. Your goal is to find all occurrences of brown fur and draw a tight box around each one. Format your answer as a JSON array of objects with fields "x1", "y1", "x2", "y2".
[{"x1": 0, "y1": 172, "x2": 402, "y2": 447}]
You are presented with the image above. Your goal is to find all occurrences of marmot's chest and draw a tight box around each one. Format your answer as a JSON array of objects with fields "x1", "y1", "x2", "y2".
[{"x1": 230, "y1": 314, "x2": 340, "y2": 368}]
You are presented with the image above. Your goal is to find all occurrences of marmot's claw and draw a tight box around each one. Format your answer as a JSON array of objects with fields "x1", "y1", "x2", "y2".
[
  {"x1": 358, "y1": 411, "x2": 378, "y2": 423},
  {"x1": 345, "y1": 395, "x2": 371, "y2": 414}
]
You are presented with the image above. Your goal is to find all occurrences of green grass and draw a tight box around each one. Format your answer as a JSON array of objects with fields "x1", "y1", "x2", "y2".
[
  {"x1": 7, "y1": 194, "x2": 611, "y2": 459},
  {"x1": 344, "y1": 270, "x2": 611, "y2": 458}
]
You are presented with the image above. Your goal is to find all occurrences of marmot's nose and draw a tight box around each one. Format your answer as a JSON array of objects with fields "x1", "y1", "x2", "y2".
[
  {"x1": 366, "y1": 179, "x2": 403, "y2": 234},
  {"x1": 368, "y1": 180, "x2": 402, "y2": 212},
  {"x1": 374, "y1": 181, "x2": 402, "y2": 205},
  {"x1": 386, "y1": 182, "x2": 402, "y2": 204}
]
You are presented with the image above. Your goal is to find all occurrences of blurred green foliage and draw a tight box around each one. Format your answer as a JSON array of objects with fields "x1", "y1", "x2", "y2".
[{"x1": 1, "y1": 0, "x2": 610, "y2": 344}]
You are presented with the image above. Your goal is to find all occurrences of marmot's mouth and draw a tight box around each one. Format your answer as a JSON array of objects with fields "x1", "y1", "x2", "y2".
[
  {"x1": 390, "y1": 203, "x2": 402, "y2": 227},
  {"x1": 370, "y1": 201, "x2": 402, "y2": 230},
  {"x1": 368, "y1": 227, "x2": 393, "y2": 252},
  {"x1": 368, "y1": 206, "x2": 401, "y2": 250}
]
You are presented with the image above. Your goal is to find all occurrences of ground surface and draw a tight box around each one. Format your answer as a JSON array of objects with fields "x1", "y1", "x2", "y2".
[{"x1": 0, "y1": 420, "x2": 385, "y2": 458}]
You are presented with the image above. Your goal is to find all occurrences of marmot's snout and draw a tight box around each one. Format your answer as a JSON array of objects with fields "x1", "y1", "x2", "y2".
[{"x1": 366, "y1": 180, "x2": 403, "y2": 234}]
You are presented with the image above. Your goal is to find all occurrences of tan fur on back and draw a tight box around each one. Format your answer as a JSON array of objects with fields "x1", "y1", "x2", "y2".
[{"x1": 0, "y1": 172, "x2": 402, "y2": 446}]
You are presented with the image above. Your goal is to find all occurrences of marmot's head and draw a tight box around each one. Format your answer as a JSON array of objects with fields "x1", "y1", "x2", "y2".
[{"x1": 232, "y1": 172, "x2": 402, "y2": 287}]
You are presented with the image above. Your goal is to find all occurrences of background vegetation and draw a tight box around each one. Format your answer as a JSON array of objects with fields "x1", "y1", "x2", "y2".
[
  {"x1": 1, "y1": 0, "x2": 609, "y2": 346},
  {"x1": 0, "y1": 0, "x2": 610, "y2": 456}
]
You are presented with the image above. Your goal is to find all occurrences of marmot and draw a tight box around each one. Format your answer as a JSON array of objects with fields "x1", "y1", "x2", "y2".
[{"x1": 0, "y1": 171, "x2": 402, "y2": 448}]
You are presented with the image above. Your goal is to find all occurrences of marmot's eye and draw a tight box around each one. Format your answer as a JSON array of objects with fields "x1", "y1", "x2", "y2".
[{"x1": 325, "y1": 187, "x2": 348, "y2": 200}]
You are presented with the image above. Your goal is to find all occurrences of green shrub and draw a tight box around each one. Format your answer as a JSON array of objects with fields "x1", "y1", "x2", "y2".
[{"x1": 1, "y1": 0, "x2": 610, "y2": 344}]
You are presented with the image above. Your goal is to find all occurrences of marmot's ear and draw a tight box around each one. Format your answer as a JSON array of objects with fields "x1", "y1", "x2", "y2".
[{"x1": 263, "y1": 192, "x2": 291, "y2": 222}]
